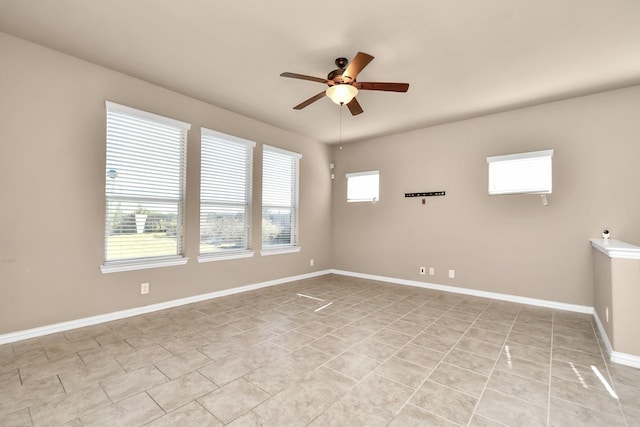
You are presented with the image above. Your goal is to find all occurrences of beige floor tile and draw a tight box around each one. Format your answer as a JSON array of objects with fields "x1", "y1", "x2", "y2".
[
  {"x1": 389, "y1": 404, "x2": 458, "y2": 426},
  {"x1": 386, "y1": 318, "x2": 427, "y2": 336},
  {"x1": 161, "y1": 332, "x2": 210, "y2": 355},
  {"x1": 553, "y1": 334, "x2": 601, "y2": 355},
  {"x1": 472, "y1": 319, "x2": 512, "y2": 335},
  {"x1": 508, "y1": 330, "x2": 552, "y2": 350},
  {"x1": 395, "y1": 343, "x2": 445, "y2": 369},
  {"x1": 551, "y1": 359, "x2": 612, "y2": 389},
  {"x1": 19, "y1": 353, "x2": 85, "y2": 383},
  {"x1": 100, "y1": 365, "x2": 168, "y2": 402},
  {"x1": 495, "y1": 352, "x2": 550, "y2": 383},
  {"x1": 308, "y1": 334, "x2": 352, "y2": 356},
  {"x1": 464, "y1": 327, "x2": 507, "y2": 346},
  {"x1": 225, "y1": 410, "x2": 271, "y2": 426},
  {"x1": 199, "y1": 354, "x2": 256, "y2": 386},
  {"x1": 327, "y1": 350, "x2": 381, "y2": 380},
  {"x1": 253, "y1": 367, "x2": 355, "y2": 426},
  {"x1": 80, "y1": 392, "x2": 163, "y2": 427},
  {"x1": 469, "y1": 413, "x2": 511, "y2": 426},
  {"x1": 424, "y1": 324, "x2": 466, "y2": 341},
  {"x1": 146, "y1": 402, "x2": 223, "y2": 426},
  {"x1": 269, "y1": 330, "x2": 315, "y2": 351},
  {"x1": 76, "y1": 340, "x2": 136, "y2": 365},
  {"x1": 30, "y1": 384, "x2": 111, "y2": 426},
  {"x1": 551, "y1": 376, "x2": 621, "y2": 415},
  {"x1": 342, "y1": 316, "x2": 386, "y2": 333},
  {"x1": 443, "y1": 348, "x2": 496, "y2": 376},
  {"x1": 411, "y1": 331, "x2": 459, "y2": 353},
  {"x1": 347, "y1": 373, "x2": 414, "y2": 416},
  {"x1": 615, "y1": 382, "x2": 640, "y2": 412},
  {"x1": 198, "y1": 377, "x2": 271, "y2": 423},
  {"x1": 608, "y1": 362, "x2": 640, "y2": 389},
  {"x1": 549, "y1": 397, "x2": 626, "y2": 426},
  {"x1": 294, "y1": 321, "x2": 335, "y2": 338},
  {"x1": 478, "y1": 311, "x2": 517, "y2": 326},
  {"x1": 455, "y1": 336, "x2": 502, "y2": 359},
  {"x1": 0, "y1": 407, "x2": 32, "y2": 427},
  {"x1": 476, "y1": 389, "x2": 547, "y2": 427},
  {"x1": 1, "y1": 348, "x2": 48, "y2": 372},
  {"x1": 116, "y1": 344, "x2": 173, "y2": 371},
  {"x1": 244, "y1": 346, "x2": 331, "y2": 395},
  {"x1": 429, "y1": 362, "x2": 488, "y2": 397},
  {"x1": 154, "y1": 348, "x2": 212, "y2": 380},
  {"x1": 410, "y1": 379, "x2": 477, "y2": 425},
  {"x1": 434, "y1": 316, "x2": 474, "y2": 332},
  {"x1": 148, "y1": 371, "x2": 218, "y2": 412},
  {"x1": 348, "y1": 337, "x2": 398, "y2": 362},
  {"x1": 58, "y1": 358, "x2": 125, "y2": 393},
  {"x1": 376, "y1": 356, "x2": 431, "y2": 388},
  {"x1": 0, "y1": 375, "x2": 65, "y2": 416},
  {"x1": 309, "y1": 394, "x2": 390, "y2": 427},
  {"x1": 330, "y1": 324, "x2": 372, "y2": 343},
  {"x1": 487, "y1": 369, "x2": 549, "y2": 407},
  {"x1": 369, "y1": 328, "x2": 413, "y2": 348},
  {"x1": 502, "y1": 341, "x2": 550, "y2": 365}
]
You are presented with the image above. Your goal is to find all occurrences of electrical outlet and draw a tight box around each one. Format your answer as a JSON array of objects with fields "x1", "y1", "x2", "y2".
[
  {"x1": 140, "y1": 282, "x2": 149, "y2": 295},
  {"x1": 310, "y1": 258, "x2": 314, "y2": 267},
  {"x1": 448, "y1": 269, "x2": 455, "y2": 279},
  {"x1": 419, "y1": 266, "x2": 426, "y2": 275},
  {"x1": 429, "y1": 267, "x2": 435, "y2": 276}
]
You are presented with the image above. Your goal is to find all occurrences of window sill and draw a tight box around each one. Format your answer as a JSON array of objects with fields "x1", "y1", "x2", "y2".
[
  {"x1": 100, "y1": 257, "x2": 188, "y2": 273},
  {"x1": 260, "y1": 246, "x2": 301, "y2": 256},
  {"x1": 198, "y1": 250, "x2": 255, "y2": 263}
]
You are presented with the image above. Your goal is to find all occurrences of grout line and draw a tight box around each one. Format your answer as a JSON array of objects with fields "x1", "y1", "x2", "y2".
[
  {"x1": 546, "y1": 312, "x2": 554, "y2": 427},
  {"x1": 591, "y1": 318, "x2": 630, "y2": 427},
  {"x1": 467, "y1": 305, "x2": 520, "y2": 426},
  {"x1": 395, "y1": 301, "x2": 494, "y2": 422}
]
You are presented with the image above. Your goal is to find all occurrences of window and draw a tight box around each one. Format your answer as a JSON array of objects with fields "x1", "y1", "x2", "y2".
[
  {"x1": 199, "y1": 128, "x2": 255, "y2": 261},
  {"x1": 346, "y1": 170, "x2": 380, "y2": 202},
  {"x1": 102, "y1": 101, "x2": 190, "y2": 272},
  {"x1": 487, "y1": 149, "x2": 553, "y2": 195},
  {"x1": 262, "y1": 145, "x2": 301, "y2": 253}
]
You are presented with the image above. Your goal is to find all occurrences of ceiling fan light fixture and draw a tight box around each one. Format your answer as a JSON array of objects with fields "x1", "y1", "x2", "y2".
[{"x1": 326, "y1": 84, "x2": 358, "y2": 105}]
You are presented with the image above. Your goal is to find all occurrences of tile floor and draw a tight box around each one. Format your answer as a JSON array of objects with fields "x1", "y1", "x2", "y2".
[{"x1": 1, "y1": 274, "x2": 639, "y2": 426}]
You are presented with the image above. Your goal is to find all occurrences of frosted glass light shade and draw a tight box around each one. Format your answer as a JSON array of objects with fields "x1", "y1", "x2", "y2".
[{"x1": 326, "y1": 84, "x2": 358, "y2": 105}]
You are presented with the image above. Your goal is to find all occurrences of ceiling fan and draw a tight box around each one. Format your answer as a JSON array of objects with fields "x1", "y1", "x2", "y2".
[{"x1": 280, "y1": 52, "x2": 409, "y2": 116}]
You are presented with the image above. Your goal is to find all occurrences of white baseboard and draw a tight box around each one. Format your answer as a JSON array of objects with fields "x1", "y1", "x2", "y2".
[
  {"x1": 593, "y1": 309, "x2": 640, "y2": 369},
  {"x1": 0, "y1": 269, "x2": 331, "y2": 345},
  {"x1": 330, "y1": 269, "x2": 594, "y2": 314}
]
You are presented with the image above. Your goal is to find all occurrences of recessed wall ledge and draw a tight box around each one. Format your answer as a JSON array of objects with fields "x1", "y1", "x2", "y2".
[{"x1": 590, "y1": 239, "x2": 640, "y2": 260}]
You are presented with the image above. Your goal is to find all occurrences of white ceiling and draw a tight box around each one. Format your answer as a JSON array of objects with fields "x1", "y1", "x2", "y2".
[{"x1": 1, "y1": 0, "x2": 640, "y2": 144}]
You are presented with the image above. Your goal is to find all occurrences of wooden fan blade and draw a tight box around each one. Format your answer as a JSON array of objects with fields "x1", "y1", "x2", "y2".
[
  {"x1": 343, "y1": 52, "x2": 374, "y2": 81},
  {"x1": 356, "y1": 82, "x2": 410, "y2": 92},
  {"x1": 293, "y1": 91, "x2": 326, "y2": 110},
  {"x1": 280, "y1": 72, "x2": 329, "y2": 84},
  {"x1": 347, "y1": 97, "x2": 363, "y2": 116}
]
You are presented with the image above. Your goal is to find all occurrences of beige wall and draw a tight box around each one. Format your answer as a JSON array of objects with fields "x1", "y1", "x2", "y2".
[
  {"x1": 611, "y1": 258, "x2": 640, "y2": 356},
  {"x1": 0, "y1": 33, "x2": 332, "y2": 333},
  {"x1": 331, "y1": 85, "x2": 640, "y2": 306},
  {"x1": 593, "y1": 250, "x2": 613, "y2": 344}
]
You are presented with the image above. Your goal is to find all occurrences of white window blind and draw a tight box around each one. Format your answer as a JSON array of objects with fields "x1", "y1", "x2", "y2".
[
  {"x1": 262, "y1": 145, "x2": 301, "y2": 249},
  {"x1": 346, "y1": 170, "x2": 380, "y2": 202},
  {"x1": 200, "y1": 128, "x2": 255, "y2": 257},
  {"x1": 104, "y1": 101, "x2": 189, "y2": 267},
  {"x1": 487, "y1": 149, "x2": 553, "y2": 195}
]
